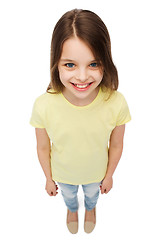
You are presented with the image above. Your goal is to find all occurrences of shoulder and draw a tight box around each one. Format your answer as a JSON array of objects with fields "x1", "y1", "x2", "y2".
[
  {"x1": 35, "y1": 92, "x2": 48, "y2": 104},
  {"x1": 34, "y1": 90, "x2": 59, "y2": 107},
  {"x1": 32, "y1": 91, "x2": 61, "y2": 116},
  {"x1": 102, "y1": 89, "x2": 126, "y2": 104},
  {"x1": 111, "y1": 90, "x2": 125, "y2": 100},
  {"x1": 110, "y1": 91, "x2": 129, "y2": 111},
  {"x1": 101, "y1": 89, "x2": 129, "y2": 115}
]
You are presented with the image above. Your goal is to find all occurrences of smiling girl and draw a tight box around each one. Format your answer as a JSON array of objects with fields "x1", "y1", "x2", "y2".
[
  {"x1": 58, "y1": 37, "x2": 103, "y2": 106},
  {"x1": 30, "y1": 9, "x2": 131, "y2": 234}
]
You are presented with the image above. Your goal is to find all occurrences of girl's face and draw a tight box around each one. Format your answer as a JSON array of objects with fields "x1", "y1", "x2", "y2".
[{"x1": 58, "y1": 37, "x2": 104, "y2": 106}]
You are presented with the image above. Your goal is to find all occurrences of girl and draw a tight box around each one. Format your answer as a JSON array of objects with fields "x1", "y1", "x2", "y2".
[{"x1": 30, "y1": 9, "x2": 131, "y2": 234}]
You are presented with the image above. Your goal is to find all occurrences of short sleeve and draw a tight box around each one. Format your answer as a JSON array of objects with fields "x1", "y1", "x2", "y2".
[
  {"x1": 116, "y1": 95, "x2": 131, "y2": 126},
  {"x1": 29, "y1": 98, "x2": 45, "y2": 128}
]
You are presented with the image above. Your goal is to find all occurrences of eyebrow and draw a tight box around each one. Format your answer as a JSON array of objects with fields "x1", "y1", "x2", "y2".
[
  {"x1": 60, "y1": 59, "x2": 74, "y2": 62},
  {"x1": 60, "y1": 59, "x2": 98, "y2": 62}
]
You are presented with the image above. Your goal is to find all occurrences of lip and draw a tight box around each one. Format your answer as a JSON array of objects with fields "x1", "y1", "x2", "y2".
[
  {"x1": 70, "y1": 82, "x2": 94, "y2": 91},
  {"x1": 71, "y1": 82, "x2": 93, "y2": 85}
]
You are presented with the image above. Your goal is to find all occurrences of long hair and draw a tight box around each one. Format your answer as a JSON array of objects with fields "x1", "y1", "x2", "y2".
[{"x1": 47, "y1": 9, "x2": 118, "y2": 99}]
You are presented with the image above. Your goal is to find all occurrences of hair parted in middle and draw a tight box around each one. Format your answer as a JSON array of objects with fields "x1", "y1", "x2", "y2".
[{"x1": 48, "y1": 9, "x2": 118, "y2": 99}]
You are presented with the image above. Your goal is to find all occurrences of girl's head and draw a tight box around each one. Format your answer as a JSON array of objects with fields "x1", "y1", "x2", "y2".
[{"x1": 48, "y1": 9, "x2": 118, "y2": 99}]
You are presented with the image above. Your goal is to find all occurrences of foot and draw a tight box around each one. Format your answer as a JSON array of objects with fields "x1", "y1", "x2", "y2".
[
  {"x1": 84, "y1": 208, "x2": 96, "y2": 224},
  {"x1": 67, "y1": 209, "x2": 78, "y2": 224},
  {"x1": 67, "y1": 209, "x2": 78, "y2": 234}
]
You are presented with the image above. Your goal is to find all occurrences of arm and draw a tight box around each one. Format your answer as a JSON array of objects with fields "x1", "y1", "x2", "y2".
[
  {"x1": 100, "y1": 124, "x2": 125, "y2": 194},
  {"x1": 35, "y1": 128, "x2": 58, "y2": 196}
]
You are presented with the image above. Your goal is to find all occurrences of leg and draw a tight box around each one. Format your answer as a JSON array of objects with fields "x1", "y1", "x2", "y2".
[
  {"x1": 82, "y1": 182, "x2": 101, "y2": 233},
  {"x1": 57, "y1": 182, "x2": 79, "y2": 212},
  {"x1": 82, "y1": 182, "x2": 101, "y2": 211},
  {"x1": 57, "y1": 182, "x2": 79, "y2": 234}
]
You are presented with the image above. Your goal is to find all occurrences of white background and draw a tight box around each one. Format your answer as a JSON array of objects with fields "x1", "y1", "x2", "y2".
[{"x1": 0, "y1": 0, "x2": 168, "y2": 239}]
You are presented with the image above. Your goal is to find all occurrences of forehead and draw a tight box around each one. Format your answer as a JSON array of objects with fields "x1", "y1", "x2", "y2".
[{"x1": 60, "y1": 37, "x2": 95, "y2": 62}]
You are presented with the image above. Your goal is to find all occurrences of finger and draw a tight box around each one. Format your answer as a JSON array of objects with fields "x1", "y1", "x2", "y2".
[
  {"x1": 102, "y1": 188, "x2": 106, "y2": 194},
  {"x1": 105, "y1": 188, "x2": 111, "y2": 194},
  {"x1": 101, "y1": 186, "x2": 105, "y2": 194},
  {"x1": 52, "y1": 188, "x2": 59, "y2": 196},
  {"x1": 51, "y1": 190, "x2": 57, "y2": 196},
  {"x1": 53, "y1": 190, "x2": 58, "y2": 196}
]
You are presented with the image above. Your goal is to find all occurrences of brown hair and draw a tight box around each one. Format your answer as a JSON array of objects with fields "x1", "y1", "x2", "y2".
[{"x1": 47, "y1": 9, "x2": 118, "y2": 99}]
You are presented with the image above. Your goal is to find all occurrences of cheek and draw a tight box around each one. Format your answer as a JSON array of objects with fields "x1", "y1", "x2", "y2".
[
  {"x1": 59, "y1": 69, "x2": 74, "y2": 82},
  {"x1": 93, "y1": 72, "x2": 104, "y2": 81}
]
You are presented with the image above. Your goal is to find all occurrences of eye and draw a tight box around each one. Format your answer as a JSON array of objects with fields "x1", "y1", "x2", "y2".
[
  {"x1": 65, "y1": 63, "x2": 75, "y2": 68},
  {"x1": 89, "y1": 62, "x2": 98, "y2": 68}
]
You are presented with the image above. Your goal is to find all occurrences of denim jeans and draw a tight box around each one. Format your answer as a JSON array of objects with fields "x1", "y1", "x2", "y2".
[{"x1": 57, "y1": 182, "x2": 101, "y2": 212}]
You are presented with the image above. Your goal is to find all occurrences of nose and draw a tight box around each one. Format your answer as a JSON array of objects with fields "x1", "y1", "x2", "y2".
[{"x1": 75, "y1": 68, "x2": 88, "y2": 82}]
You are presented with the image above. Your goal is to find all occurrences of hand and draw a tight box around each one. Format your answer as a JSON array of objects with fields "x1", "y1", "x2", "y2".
[
  {"x1": 100, "y1": 177, "x2": 113, "y2": 194},
  {"x1": 45, "y1": 179, "x2": 58, "y2": 196}
]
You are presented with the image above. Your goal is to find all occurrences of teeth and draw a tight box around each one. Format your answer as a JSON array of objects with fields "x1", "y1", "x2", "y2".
[{"x1": 74, "y1": 84, "x2": 89, "y2": 88}]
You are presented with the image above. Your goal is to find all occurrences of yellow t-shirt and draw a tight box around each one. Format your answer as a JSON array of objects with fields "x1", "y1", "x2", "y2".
[{"x1": 30, "y1": 87, "x2": 131, "y2": 185}]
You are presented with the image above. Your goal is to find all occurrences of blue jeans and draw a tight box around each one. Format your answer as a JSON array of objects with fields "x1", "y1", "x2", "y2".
[{"x1": 57, "y1": 182, "x2": 101, "y2": 212}]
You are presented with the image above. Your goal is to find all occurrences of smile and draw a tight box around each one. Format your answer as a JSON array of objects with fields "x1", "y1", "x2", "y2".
[{"x1": 70, "y1": 82, "x2": 94, "y2": 91}]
